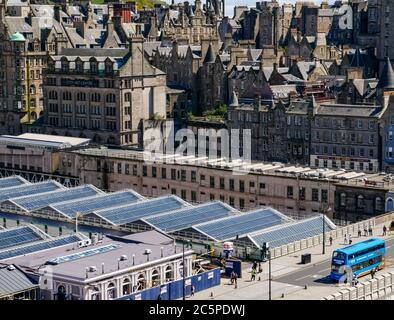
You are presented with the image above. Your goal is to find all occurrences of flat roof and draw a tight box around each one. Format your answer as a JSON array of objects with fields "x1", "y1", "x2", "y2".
[
  {"x1": 0, "y1": 134, "x2": 90, "y2": 149},
  {"x1": 7, "y1": 231, "x2": 189, "y2": 282}
]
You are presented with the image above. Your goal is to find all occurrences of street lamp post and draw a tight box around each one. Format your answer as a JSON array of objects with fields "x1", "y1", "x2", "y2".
[
  {"x1": 182, "y1": 240, "x2": 190, "y2": 301},
  {"x1": 268, "y1": 245, "x2": 271, "y2": 300},
  {"x1": 75, "y1": 212, "x2": 81, "y2": 234},
  {"x1": 182, "y1": 241, "x2": 185, "y2": 301}
]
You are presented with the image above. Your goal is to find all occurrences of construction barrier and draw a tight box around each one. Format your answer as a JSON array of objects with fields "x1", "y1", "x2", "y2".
[{"x1": 117, "y1": 268, "x2": 221, "y2": 300}]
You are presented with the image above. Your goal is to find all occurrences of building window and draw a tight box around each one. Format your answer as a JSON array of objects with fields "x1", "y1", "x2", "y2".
[
  {"x1": 239, "y1": 198, "x2": 245, "y2": 209},
  {"x1": 229, "y1": 197, "x2": 235, "y2": 207},
  {"x1": 142, "y1": 166, "x2": 147, "y2": 177},
  {"x1": 220, "y1": 178, "x2": 225, "y2": 189},
  {"x1": 161, "y1": 168, "x2": 166, "y2": 179},
  {"x1": 357, "y1": 195, "x2": 365, "y2": 209},
  {"x1": 321, "y1": 189, "x2": 328, "y2": 203},
  {"x1": 171, "y1": 169, "x2": 176, "y2": 180},
  {"x1": 181, "y1": 190, "x2": 186, "y2": 200},
  {"x1": 239, "y1": 181, "x2": 244, "y2": 193},
  {"x1": 229, "y1": 179, "x2": 234, "y2": 191},
  {"x1": 191, "y1": 191, "x2": 197, "y2": 202},
  {"x1": 299, "y1": 187, "x2": 306, "y2": 200},
  {"x1": 152, "y1": 167, "x2": 157, "y2": 178},
  {"x1": 287, "y1": 186, "x2": 293, "y2": 199},
  {"x1": 210, "y1": 176, "x2": 215, "y2": 188},
  {"x1": 340, "y1": 193, "x2": 346, "y2": 207},
  {"x1": 191, "y1": 171, "x2": 196, "y2": 182},
  {"x1": 181, "y1": 170, "x2": 186, "y2": 182},
  {"x1": 312, "y1": 188, "x2": 319, "y2": 202},
  {"x1": 375, "y1": 197, "x2": 383, "y2": 211}
]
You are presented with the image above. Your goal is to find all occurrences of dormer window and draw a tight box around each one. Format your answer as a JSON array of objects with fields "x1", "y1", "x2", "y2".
[
  {"x1": 105, "y1": 60, "x2": 113, "y2": 74},
  {"x1": 61, "y1": 57, "x2": 69, "y2": 72},
  {"x1": 90, "y1": 58, "x2": 98, "y2": 73},
  {"x1": 75, "y1": 58, "x2": 83, "y2": 73}
]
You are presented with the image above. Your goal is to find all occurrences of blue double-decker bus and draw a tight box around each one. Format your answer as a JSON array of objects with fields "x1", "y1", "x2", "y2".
[{"x1": 330, "y1": 238, "x2": 386, "y2": 282}]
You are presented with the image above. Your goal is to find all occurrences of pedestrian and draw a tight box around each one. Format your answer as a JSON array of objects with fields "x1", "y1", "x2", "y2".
[
  {"x1": 364, "y1": 227, "x2": 368, "y2": 236},
  {"x1": 344, "y1": 234, "x2": 347, "y2": 245},
  {"x1": 258, "y1": 263, "x2": 263, "y2": 273},
  {"x1": 383, "y1": 225, "x2": 387, "y2": 236},
  {"x1": 348, "y1": 234, "x2": 352, "y2": 245},
  {"x1": 252, "y1": 261, "x2": 257, "y2": 270},
  {"x1": 191, "y1": 286, "x2": 195, "y2": 297},
  {"x1": 251, "y1": 268, "x2": 257, "y2": 281},
  {"x1": 329, "y1": 236, "x2": 333, "y2": 246},
  {"x1": 157, "y1": 294, "x2": 162, "y2": 300},
  {"x1": 358, "y1": 229, "x2": 362, "y2": 237},
  {"x1": 234, "y1": 273, "x2": 238, "y2": 289},
  {"x1": 230, "y1": 271, "x2": 234, "y2": 284},
  {"x1": 369, "y1": 226, "x2": 373, "y2": 236},
  {"x1": 371, "y1": 268, "x2": 375, "y2": 279}
]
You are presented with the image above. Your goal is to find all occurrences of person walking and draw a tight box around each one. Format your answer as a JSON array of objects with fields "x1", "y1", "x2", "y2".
[
  {"x1": 364, "y1": 227, "x2": 368, "y2": 237},
  {"x1": 258, "y1": 263, "x2": 263, "y2": 273},
  {"x1": 344, "y1": 234, "x2": 348, "y2": 245},
  {"x1": 252, "y1": 261, "x2": 257, "y2": 270},
  {"x1": 250, "y1": 268, "x2": 257, "y2": 281},
  {"x1": 383, "y1": 225, "x2": 387, "y2": 236},
  {"x1": 358, "y1": 228, "x2": 362, "y2": 237},
  {"x1": 371, "y1": 268, "x2": 376, "y2": 279},
  {"x1": 348, "y1": 234, "x2": 352, "y2": 245},
  {"x1": 234, "y1": 273, "x2": 238, "y2": 289},
  {"x1": 230, "y1": 271, "x2": 235, "y2": 284},
  {"x1": 329, "y1": 236, "x2": 333, "y2": 246},
  {"x1": 191, "y1": 286, "x2": 195, "y2": 297},
  {"x1": 369, "y1": 226, "x2": 373, "y2": 236}
]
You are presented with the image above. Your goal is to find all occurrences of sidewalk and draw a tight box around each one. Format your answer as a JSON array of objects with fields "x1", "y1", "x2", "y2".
[{"x1": 188, "y1": 222, "x2": 394, "y2": 300}]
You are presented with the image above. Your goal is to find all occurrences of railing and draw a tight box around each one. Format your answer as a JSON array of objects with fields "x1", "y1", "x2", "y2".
[
  {"x1": 324, "y1": 272, "x2": 394, "y2": 300},
  {"x1": 266, "y1": 212, "x2": 394, "y2": 260}
]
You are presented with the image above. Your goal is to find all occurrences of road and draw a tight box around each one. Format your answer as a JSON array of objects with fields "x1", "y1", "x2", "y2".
[{"x1": 274, "y1": 237, "x2": 394, "y2": 287}]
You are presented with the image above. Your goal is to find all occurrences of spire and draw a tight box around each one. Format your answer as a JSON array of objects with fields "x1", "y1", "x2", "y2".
[
  {"x1": 203, "y1": 42, "x2": 215, "y2": 64},
  {"x1": 229, "y1": 91, "x2": 239, "y2": 107},
  {"x1": 378, "y1": 57, "x2": 394, "y2": 91}
]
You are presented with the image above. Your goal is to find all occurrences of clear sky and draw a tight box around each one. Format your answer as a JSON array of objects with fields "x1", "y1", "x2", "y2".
[{"x1": 165, "y1": 1, "x2": 336, "y2": 18}]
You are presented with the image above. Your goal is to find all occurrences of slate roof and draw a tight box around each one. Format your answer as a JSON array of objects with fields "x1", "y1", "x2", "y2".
[{"x1": 316, "y1": 104, "x2": 383, "y2": 117}]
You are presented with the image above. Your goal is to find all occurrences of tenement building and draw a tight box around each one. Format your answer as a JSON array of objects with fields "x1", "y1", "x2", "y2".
[
  {"x1": 33, "y1": 36, "x2": 166, "y2": 146},
  {"x1": 310, "y1": 103, "x2": 383, "y2": 173}
]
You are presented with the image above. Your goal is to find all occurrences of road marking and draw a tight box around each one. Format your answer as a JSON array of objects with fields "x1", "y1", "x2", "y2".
[
  {"x1": 294, "y1": 275, "x2": 311, "y2": 281},
  {"x1": 318, "y1": 267, "x2": 331, "y2": 273}
]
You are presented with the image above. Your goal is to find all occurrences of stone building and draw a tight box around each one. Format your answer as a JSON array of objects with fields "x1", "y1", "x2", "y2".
[
  {"x1": 378, "y1": 57, "x2": 394, "y2": 173},
  {"x1": 227, "y1": 93, "x2": 313, "y2": 164},
  {"x1": 0, "y1": 2, "x2": 69, "y2": 135},
  {"x1": 310, "y1": 103, "x2": 384, "y2": 173},
  {"x1": 34, "y1": 36, "x2": 166, "y2": 146}
]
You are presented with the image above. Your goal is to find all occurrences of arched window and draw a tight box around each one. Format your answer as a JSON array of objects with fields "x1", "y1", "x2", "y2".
[
  {"x1": 124, "y1": 92, "x2": 131, "y2": 102},
  {"x1": 91, "y1": 93, "x2": 101, "y2": 102},
  {"x1": 57, "y1": 285, "x2": 67, "y2": 300},
  {"x1": 76, "y1": 92, "x2": 86, "y2": 101},
  {"x1": 387, "y1": 198, "x2": 394, "y2": 211},
  {"x1": 375, "y1": 197, "x2": 383, "y2": 211},
  {"x1": 63, "y1": 91, "x2": 72, "y2": 100},
  {"x1": 136, "y1": 273, "x2": 146, "y2": 291},
  {"x1": 31, "y1": 111, "x2": 37, "y2": 120},
  {"x1": 122, "y1": 278, "x2": 132, "y2": 296},
  {"x1": 165, "y1": 266, "x2": 173, "y2": 282},
  {"x1": 106, "y1": 93, "x2": 116, "y2": 103},
  {"x1": 90, "y1": 286, "x2": 100, "y2": 300},
  {"x1": 49, "y1": 91, "x2": 57, "y2": 100},
  {"x1": 357, "y1": 195, "x2": 365, "y2": 209},
  {"x1": 29, "y1": 84, "x2": 36, "y2": 94},
  {"x1": 107, "y1": 282, "x2": 117, "y2": 300},
  {"x1": 151, "y1": 269, "x2": 161, "y2": 287},
  {"x1": 340, "y1": 193, "x2": 346, "y2": 207}
]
